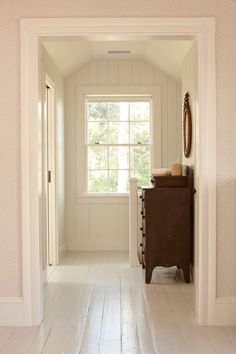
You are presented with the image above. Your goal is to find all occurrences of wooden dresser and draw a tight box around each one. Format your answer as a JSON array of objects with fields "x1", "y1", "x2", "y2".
[{"x1": 140, "y1": 171, "x2": 194, "y2": 283}]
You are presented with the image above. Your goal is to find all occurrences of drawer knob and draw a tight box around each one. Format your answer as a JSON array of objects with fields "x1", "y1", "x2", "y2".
[
  {"x1": 142, "y1": 251, "x2": 145, "y2": 255},
  {"x1": 140, "y1": 227, "x2": 143, "y2": 231},
  {"x1": 140, "y1": 243, "x2": 143, "y2": 247}
]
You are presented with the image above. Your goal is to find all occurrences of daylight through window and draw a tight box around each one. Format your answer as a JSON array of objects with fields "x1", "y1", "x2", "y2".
[{"x1": 86, "y1": 97, "x2": 151, "y2": 193}]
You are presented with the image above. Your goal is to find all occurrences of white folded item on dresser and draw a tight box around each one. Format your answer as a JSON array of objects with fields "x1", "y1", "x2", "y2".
[{"x1": 151, "y1": 168, "x2": 172, "y2": 176}]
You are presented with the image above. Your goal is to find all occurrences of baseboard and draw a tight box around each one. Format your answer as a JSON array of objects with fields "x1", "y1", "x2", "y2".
[
  {"x1": 0, "y1": 297, "x2": 25, "y2": 326},
  {"x1": 59, "y1": 242, "x2": 66, "y2": 261},
  {"x1": 214, "y1": 297, "x2": 236, "y2": 325}
]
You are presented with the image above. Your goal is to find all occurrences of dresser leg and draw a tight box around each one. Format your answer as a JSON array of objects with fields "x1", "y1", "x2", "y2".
[
  {"x1": 145, "y1": 266, "x2": 152, "y2": 284},
  {"x1": 182, "y1": 264, "x2": 190, "y2": 283}
]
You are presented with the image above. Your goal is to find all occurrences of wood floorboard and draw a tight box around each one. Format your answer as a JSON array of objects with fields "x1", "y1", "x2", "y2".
[{"x1": 0, "y1": 252, "x2": 235, "y2": 354}]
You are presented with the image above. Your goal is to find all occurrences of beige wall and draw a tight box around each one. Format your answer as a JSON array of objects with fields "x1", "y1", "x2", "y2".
[
  {"x1": 0, "y1": 0, "x2": 236, "y2": 298},
  {"x1": 65, "y1": 59, "x2": 181, "y2": 251}
]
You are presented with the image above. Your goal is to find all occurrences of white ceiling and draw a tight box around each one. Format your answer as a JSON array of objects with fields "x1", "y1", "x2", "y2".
[{"x1": 43, "y1": 38, "x2": 193, "y2": 81}]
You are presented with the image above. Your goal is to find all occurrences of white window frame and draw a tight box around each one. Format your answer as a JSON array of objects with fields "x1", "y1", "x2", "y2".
[
  {"x1": 76, "y1": 86, "x2": 162, "y2": 198},
  {"x1": 85, "y1": 95, "x2": 152, "y2": 195}
]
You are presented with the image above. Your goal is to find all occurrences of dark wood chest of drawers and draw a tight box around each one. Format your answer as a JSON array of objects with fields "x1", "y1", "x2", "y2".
[{"x1": 141, "y1": 173, "x2": 194, "y2": 283}]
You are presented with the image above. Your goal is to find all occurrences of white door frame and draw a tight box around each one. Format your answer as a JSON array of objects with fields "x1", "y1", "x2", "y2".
[
  {"x1": 45, "y1": 76, "x2": 58, "y2": 270},
  {"x1": 20, "y1": 17, "x2": 216, "y2": 325}
]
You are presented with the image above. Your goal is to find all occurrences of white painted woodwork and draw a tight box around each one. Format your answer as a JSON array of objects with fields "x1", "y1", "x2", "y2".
[
  {"x1": 1, "y1": 252, "x2": 235, "y2": 353},
  {"x1": 45, "y1": 77, "x2": 57, "y2": 269},
  {"x1": 181, "y1": 43, "x2": 199, "y2": 316},
  {"x1": 68, "y1": 196, "x2": 129, "y2": 251},
  {"x1": 19, "y1": 18, "x2": 217, "y2": 326},
  {"x1": 65, "y1": 59, "x2": 182, "y2": 252},
  {"x1": 42, "y1": 47, "x2": 66, "y2": 266},
  {"x1": 129, "y1": 178, "x2": 139, "y2": 267}
]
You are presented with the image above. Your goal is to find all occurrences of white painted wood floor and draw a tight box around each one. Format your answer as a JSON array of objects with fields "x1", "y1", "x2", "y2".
[{"x1": 0, "y1": 252, "x2": 236, "y2": 354}]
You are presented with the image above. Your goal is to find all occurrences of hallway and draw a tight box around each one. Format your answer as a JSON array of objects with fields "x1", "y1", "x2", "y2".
[{"x1": 0, "y1": 252, "x2": 235, "y2": 354}]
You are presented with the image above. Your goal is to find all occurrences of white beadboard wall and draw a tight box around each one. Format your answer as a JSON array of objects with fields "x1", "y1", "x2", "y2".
[{"x1": 65, "y1": 59, "x2": 182, "y2": 251}]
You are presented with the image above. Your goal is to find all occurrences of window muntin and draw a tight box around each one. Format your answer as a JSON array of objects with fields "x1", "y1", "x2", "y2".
[{"x1": 86, "y1": 98, "x2": 151, "y2": 193}]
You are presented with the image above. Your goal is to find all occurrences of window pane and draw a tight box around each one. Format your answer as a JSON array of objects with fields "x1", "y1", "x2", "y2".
[
  {"x1": 109, "y1": 146, "x2": 129, "y2": 169},
  {"x1": 131, "y1": 170, "x2": 151, "y2": 187},
  {"x1": 87, "y1": 102, "x2": 109, "y2": 121},
  {"x1": 88, "y1": 146, "x2": 108, "y2": 169},
  {"x1": 109, "y1": 122, "x2": 129, "y2": 144},
  {"x1": 109, "y1": 170, "x2": 129, "y2": 193},
  {"x1": 109, "y1": 102, "x2": 120, "y2": 120},
  {"x1": 130, "y1": 122, "x2": 150, "y2": 144},
  {"x1": 130, "y1": 146, "x2": 150, "y2": 169},
  {"x1": 88, "y1": 122, "x2": 108, "y2": 144},
  {"x1": 108, "y1": 102, "x2": 129, "y2": 121},
  {"x1": 130, "y1": 102, "x2": 150, "y2": 121},
  {"x1": 88, "y1": 170, "x2": 108, "y2": 193}
]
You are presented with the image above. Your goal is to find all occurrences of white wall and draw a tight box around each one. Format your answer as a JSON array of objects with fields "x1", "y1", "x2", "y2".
[
  {"x1": 65, "y1": 59, "x2": 181, "y2": 251},
  {"x1": 42, "y1": 47, "x2": 66, "y2": 264},
  {"x1": 0, "y1": 0, "x2": 236, "y2": 299}
]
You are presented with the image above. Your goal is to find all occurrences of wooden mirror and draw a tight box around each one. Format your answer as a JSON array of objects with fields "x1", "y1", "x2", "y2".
[{"x1": 183, "y1": 92, "x2": 192, "y2": 158}]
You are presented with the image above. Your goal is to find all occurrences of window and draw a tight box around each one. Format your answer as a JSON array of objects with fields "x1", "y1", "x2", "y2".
[{"x1": 86, "y1": 97, "x2": 151, "y2": 193}]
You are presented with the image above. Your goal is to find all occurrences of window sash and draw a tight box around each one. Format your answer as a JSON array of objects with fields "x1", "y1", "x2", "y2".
[{"x1": 86, "y1": 98, "x2": 151, "y2": 193}]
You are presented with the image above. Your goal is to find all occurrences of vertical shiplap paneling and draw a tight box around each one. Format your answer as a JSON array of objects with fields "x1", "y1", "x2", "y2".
[
  {"x1": 141, "y1": 61, "x2": 154, "y2": 85},
  {"x1": 154, "y1": 67, "x2": 161, "y2": 85},
  {"x1": 77, "y1": 64, "x2": 89, "y2": 85},
  {"x1": 131, "y1": 60, "x2": 141, "y2": 85},
  {"x1": 76, "y1": 204, "x2": 89, "y2": 245},
  {"x1": 88, "y1": 62, "x2": 98, "y2": 86},
  {"x1": 72, "y1": 200, "x2": 129, "y2": 250},
  {"x1": 158, "y1": 71, "x2": 168, "y2": 167},
  {"x1": 118, "y1": 61, "x2": 131, "y2": 85},
  {"x1": 108, "y1": 204, "x2": 120, "y2": 240},
  {"x1": 181, "y1": 44, "x2": 196, "y2": 168},
  {"x1": 167, "y1": 78, "x2": 178, "y2": 166},
  {"x1": 65, "y1": 74, "x2": 77, "y2": 244},
  {"x1": 176, "y1": 83, "x2": 182, "y2": 163},
  {"x1": 119, "y1": 203, "x2": 129, "y2": 244},
  {"x1": 98, "y1": 60, "x2": 110, "y2": 85},
  {"x1": 109, "y1": 61, "x2": 119, "y2": 85}
]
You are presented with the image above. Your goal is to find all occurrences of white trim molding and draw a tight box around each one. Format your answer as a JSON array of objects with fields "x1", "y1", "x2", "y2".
[{"x1": 19, "y1": 17, "x2": 217, "y2": 326}]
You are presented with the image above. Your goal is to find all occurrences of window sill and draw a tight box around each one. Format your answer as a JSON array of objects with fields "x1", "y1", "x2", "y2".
[{"x1": 76, "y1": 193, "x2": 129, "y2": 198}]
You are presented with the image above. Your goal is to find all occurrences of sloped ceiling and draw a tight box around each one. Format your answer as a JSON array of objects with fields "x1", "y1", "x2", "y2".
[{"x1": 43, "y1": 38, "x2": 193, "y2": 81}]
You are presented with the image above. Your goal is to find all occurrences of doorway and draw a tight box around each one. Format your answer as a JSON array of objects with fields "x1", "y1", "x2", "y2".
[{"x1": 20, "y1": 18, "x2": 216, "y2": 326}]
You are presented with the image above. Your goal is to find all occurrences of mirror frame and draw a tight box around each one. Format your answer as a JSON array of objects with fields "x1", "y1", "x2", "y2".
[{"x1": 183, "y1": 92, "x2": 192, "y2": 158}]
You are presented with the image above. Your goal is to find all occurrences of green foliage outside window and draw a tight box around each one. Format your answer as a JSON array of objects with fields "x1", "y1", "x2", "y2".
[{"x1": 87, "y1": 99, "x2": 151, "y2": 193}]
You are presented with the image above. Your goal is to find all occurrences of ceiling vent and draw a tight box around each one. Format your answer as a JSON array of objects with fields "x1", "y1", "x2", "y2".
[{"x1": 107, "y1": 50, "x2": 130, "y2": 54}]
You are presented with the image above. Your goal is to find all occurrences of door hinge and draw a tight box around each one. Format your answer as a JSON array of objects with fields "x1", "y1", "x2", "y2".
[{"x1": 48, "y1": 170, "x2": 51, "y2": 183}]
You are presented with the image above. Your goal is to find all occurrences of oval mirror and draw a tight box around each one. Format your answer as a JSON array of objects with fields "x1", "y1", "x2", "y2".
[{"x1": 183, "y1": 92, "x2": 192, "y2": 158}]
